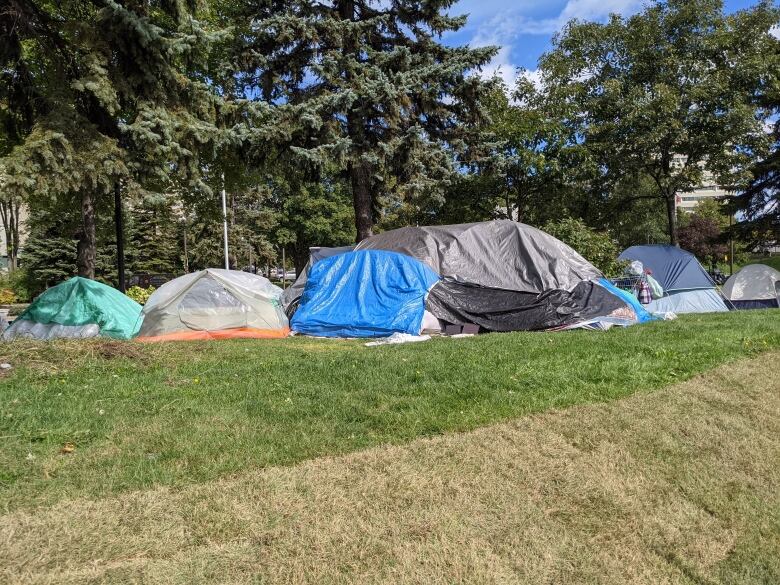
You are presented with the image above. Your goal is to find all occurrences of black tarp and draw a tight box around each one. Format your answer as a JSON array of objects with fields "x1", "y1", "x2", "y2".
[{"x1": 426, "y1": 279, "x2": 628, "y2": 332}]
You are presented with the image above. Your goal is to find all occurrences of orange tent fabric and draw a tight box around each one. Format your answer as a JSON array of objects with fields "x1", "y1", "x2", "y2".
[{"x1": 136, "y1": 326, "x2": 290, "y2": 343}]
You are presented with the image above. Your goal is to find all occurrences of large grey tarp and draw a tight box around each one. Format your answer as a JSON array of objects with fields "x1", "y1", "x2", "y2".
[
  {"x1": 354, "y1": 220, "x2": 602, "y2": 293},
  {"x1": 282, "y1": 221, "x2": 646, "y2": 332}
]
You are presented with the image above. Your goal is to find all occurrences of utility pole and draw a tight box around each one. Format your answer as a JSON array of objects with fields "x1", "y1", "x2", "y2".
[
  {"x1": 221, "y1": 172, "x2": 229, "y2": 270},
  {"x1": 114, "y1": 181, "x2": 126, "y2": 292}
]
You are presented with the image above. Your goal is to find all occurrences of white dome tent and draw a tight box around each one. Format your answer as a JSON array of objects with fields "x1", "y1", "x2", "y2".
[
  {"x1": 723, "y1": 264, "x2": 780, "y2": 309},
  {"x1": 136, "y1": 269, "x2": 289, "y2": 342}
]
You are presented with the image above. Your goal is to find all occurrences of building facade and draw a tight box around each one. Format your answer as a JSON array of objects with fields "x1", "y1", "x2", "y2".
[{"x1": 672, "y1": 154, "x2": 729, "y2": 213}]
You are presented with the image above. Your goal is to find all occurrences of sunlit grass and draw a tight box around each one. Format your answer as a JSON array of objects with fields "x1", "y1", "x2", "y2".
[{"x1": 0, "y1": 310, "x2": 778, "y2": 511}]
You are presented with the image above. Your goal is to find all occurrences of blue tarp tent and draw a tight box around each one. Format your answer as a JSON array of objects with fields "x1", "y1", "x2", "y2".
[
  {"x1": 291, "y1": 250, "x2": 440, "y2": 338},
  {"x1": 618, "y1": 245, "x2": 729, "y2": 313}
]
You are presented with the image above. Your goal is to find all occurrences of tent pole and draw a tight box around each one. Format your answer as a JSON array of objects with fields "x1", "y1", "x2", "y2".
[{"x1": 221, "y1": 172, "x2": 229, "y2": 270}]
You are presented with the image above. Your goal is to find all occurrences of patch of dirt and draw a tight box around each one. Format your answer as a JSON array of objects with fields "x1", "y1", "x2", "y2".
[{"x1": 92, "y1": 340, "x2": 148, "y2": 362}]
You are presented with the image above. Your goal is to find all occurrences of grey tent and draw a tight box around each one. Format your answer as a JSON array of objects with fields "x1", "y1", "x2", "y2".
[
  {"x1": 618, "y1": 245, "x2": 729, "y2": 314},
  {"x1": 722, "y1": 264, "x2": 780, "y2": 309},
  {"x1": 287, "y1": 220, "x2": 651, "y2": 332},
  {"x1": 281, "y1": 245, "x2": 354, "y2": 314}
]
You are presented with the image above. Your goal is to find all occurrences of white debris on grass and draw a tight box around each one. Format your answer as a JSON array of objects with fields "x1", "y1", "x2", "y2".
[
  {"x1": 364, "y1": 333, "x2": 431, "y2": 347},
  {"x1": 654, "y1": 311, "x2": 678, "y2": 320}
]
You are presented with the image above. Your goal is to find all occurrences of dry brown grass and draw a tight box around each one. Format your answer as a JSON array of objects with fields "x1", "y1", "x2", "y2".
[
  {"x1": 0, "y1": 338, "x2": 154, "y2": 376},
  {"x1": 2, "y1": 353, "x2": 779, "y2": 584}
]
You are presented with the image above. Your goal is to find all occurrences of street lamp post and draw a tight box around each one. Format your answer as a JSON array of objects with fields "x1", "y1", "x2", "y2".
[{"x1": 221, "y1": 172, "x2": 229, "y2": 270}]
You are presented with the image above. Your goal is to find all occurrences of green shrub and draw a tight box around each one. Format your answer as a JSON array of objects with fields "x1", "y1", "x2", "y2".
[
  {"x1": 0, "y1": 268, "x2": 31, "y2": 303},
  {"x1": 542, "y1": 217, "x2": 626, "y2": 278},
  {"x1": 126, "y1": 285, "x2": 155, "y2": 305},
  {"x1": 0, "y1": 288, "x2": 17, "y2": 305}
]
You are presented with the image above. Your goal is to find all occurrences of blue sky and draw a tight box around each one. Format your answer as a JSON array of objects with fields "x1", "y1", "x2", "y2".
[{"x1": 444, "y1": 0, "x2": 765, "y2": 86}]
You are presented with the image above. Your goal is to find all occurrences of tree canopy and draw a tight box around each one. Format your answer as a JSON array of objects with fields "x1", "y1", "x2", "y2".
[
  {"x1": 231, "y1": 0, "x2": 497, "y2": 241},
  {"x1": 540, "y1": 0, "x2": 779, "y2": 245},
  {"x1": 2, "y1": 0, "x2": 780, "y2": 298}
]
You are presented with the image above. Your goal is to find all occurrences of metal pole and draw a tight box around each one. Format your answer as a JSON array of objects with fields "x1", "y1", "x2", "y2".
[
  {"x1": 729, "y1": 213, "x2": 734, "y2": 276},
  {"x1": 221, "y1": 172, "x2": 229, "y2": 270},
  {"x1": 183, "y1": 222, "x2": 189, "y2": 273},
  {"x1": 281, "y1": 247, "x2": 286, "y2": 290},
  {"x1": 114, "y1": 181, "x2": 126, "y2": 292}
]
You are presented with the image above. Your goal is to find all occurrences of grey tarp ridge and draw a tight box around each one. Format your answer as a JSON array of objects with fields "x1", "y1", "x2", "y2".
[{"x1": 354, "y1": 220, "x2": 602, "y2": 293}]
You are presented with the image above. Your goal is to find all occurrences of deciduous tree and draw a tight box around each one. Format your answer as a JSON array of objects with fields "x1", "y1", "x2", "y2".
[{"x1": 541, "y1": 0, "x2": 778, "y2": 245}]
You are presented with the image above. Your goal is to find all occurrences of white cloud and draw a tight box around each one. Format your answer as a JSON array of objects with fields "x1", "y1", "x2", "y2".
[
  {"x1": 559, "y1": 0, "x2": 643, "y2": 24},
  {"x1": 522, "y1": 68, "x2": 544, "y2": 89},
  {"x1": 476, "y1": 46, "x2": 518, "y2": 87},
  {"x1": 770, "y1": 24, "x2": 780, "y2": 40},
  {"x1": 466, "y1": 0, "x2": 642, "y2": 93}
]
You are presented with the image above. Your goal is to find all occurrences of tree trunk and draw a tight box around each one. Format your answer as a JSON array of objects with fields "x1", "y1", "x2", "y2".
[
  {"x1": 338, "y1": 0, "x2": 373, "y2": 242},
  {"x1": 0, "y1": 202, "x2": 11, "y2": 271},
  {"x1": 665, "y1": 191, "x2": 678, "y2": 247},
  {"x1": 10, "y1": 199, "x2": 19, "y2": 271},
  {"x1": 350, "y1": 160, "x2": 374, "y2": 242},
  {"x1": 77, "y1": 190, "x2": 97, "y2": 279},
  {"x1": 293, "y1": 238, "x2": 309, "y2": 276},
  {"x1": 0, "y1": 198, "x2": 18, "y2": 272}
]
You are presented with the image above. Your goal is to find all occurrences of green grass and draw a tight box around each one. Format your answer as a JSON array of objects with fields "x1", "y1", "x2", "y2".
[
  {"x1": 1, "y1": 310, "x2": 778, "y2": 512},
  {"x1": 746, "y1": 255, "x2": 780, "y2": 272}
]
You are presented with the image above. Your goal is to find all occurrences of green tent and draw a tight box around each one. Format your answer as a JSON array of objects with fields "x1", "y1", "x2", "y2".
[{"x1": 3, "y1": 277, "x2": 142, "y2": 340}]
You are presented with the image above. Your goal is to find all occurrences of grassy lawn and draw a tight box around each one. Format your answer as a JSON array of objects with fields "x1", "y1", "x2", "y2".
[
  {"x1": 1, "y1": 310, "x2": 778, "y2": 513},
  {"x1": 2, "y1": 350, "x2": 778, "y2": 584},
  {"x1": 747, "y1": 255, "x2": 780, "y2": 271}
]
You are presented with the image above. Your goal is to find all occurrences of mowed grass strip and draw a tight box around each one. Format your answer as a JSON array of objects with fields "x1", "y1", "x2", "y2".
[
  {"x1": 0, "y1": 310, "x2": 778, "y2": 511},
  {"x1": 1, "y1": 352, "x2": 779, "y2": 584}
]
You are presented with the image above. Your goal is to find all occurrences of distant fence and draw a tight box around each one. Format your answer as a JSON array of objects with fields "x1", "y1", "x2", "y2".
[{"x1": 127, "y1": 274, "x2": 175, "y2": 288}]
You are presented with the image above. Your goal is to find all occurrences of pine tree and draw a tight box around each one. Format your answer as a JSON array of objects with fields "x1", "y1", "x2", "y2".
[
  {"x1": 0, "y1": 0, "x2": 226, "y2": 277},
  {"x1": 21, "y1": 210, "x2": 78, "y2": 294},
  {"x1": 125, "y1": 199, "x2": 184, "y2": 276},
  {"x1": 233, "y1": 0, "x2": 497, "y2": 241}
]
